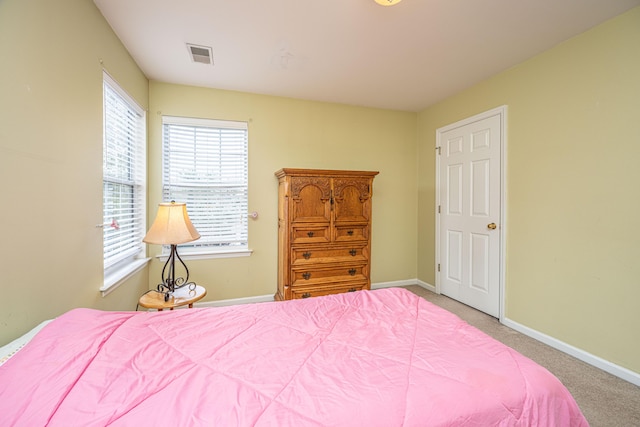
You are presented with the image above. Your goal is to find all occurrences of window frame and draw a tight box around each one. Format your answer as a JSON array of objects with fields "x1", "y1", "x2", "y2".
[
  {"x1": 100, "y1": 72, "x2": 149, "y2": 295},
  {"x1": 161, "y1": 115, "x2": 251, "y2": 259}
]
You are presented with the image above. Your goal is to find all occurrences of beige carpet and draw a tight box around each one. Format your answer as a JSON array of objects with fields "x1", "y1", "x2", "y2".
[{"x1": 402, "y1": 285, "x2": 640, "y2": 427}]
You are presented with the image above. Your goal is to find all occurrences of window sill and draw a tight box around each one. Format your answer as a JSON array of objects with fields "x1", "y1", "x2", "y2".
[
  {"x1": 100, "y1": 257, "x2": 151, "y2": 297},
  {"x1": 157, "y1": 248, "x2": 253, "y2": 262}
]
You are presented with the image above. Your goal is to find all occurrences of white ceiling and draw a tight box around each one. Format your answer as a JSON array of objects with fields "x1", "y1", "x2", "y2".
[{"x1": 93, "y1": 0, "x2": 640, "y2": 112}]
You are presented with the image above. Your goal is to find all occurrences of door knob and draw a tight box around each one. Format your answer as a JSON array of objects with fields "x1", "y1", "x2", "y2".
[{"x1": 487, "y1": 223, "x2": 497, "y2": 230}]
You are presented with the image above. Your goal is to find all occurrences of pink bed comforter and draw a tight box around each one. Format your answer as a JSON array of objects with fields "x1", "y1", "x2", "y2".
[{"x1": 0, "y1": 288, "x2": 587, "y2": 426}]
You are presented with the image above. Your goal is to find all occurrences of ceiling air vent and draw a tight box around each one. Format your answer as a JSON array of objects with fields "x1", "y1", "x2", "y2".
[{"x1": 187, "y1": 43, "x2": 213, "y2": 65}]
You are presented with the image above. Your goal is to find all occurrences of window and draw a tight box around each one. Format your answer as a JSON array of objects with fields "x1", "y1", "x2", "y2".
[
  {"x1": 162, "y1": 116, "x2": 248, "y2": 256},
  {"x1": 102, "y1": 73, "x2": 146, "y2": 290}
]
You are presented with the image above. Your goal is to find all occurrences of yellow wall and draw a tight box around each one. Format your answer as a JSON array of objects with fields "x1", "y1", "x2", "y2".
[
  {"x1": 148, "y1": 82, "x2": 418, "y2": 300},
  {"x1": 0, "y1": 0, "x2": 149, "y2": 345},
  {"x1": 418, "y1": 7, "x2": 640, "y2": 373}
]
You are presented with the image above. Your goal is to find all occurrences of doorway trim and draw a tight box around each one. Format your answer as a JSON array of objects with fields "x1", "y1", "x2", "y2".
[{"x1": 435, "y1": 105, "x2": 507, "y2": 321}]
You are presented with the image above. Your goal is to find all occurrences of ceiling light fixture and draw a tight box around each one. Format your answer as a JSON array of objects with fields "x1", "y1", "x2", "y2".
[{"x1": 375, "y1": 0, "x2": 402, "y2": 6}]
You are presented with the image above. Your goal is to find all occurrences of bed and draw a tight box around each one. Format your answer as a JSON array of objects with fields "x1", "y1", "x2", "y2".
[{"x1": 0, "y1": 287, "x2": 587, "y2": 426}]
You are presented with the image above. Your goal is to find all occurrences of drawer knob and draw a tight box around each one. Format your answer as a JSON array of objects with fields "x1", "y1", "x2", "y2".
[
  {"x1": 307, "y1": 231, "x2": 314, "y2": 237},
  {"x1": 349, "y1": 249, "x2": 357, "y2": 256},
  {"x1": 347, "y1": 230, "x2": 354, "y2": 236},
  {"x1": 302, "y1": 272, "x2": 311, "y2": 280},
  {"x1": 303, "y1": 252, "x2": 312, "y2": 259},
  {"x1": 301, "y1": 292, "x2": 311, "y2": 298},
  {"x1": 348, "y1": 269, "x2": 356, "y2": 276}
]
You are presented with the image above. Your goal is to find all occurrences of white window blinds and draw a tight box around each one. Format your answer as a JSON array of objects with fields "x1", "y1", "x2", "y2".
[
  {"x1": 162, "y1": 116, "x2": 248, "y2": 253},
  {"x1": 103, "y1": 73, "x2": 146, "y2": 270}
]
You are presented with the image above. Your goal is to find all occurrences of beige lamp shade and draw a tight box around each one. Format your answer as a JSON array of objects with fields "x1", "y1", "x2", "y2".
[{"x1": 143, "y1": 201, "x2": 201, "y2": 245}]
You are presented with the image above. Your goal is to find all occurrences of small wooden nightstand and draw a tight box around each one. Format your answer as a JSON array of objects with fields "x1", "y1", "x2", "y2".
[{"x1": 138, "y1": 285, "x2": 207, "y2": 311}]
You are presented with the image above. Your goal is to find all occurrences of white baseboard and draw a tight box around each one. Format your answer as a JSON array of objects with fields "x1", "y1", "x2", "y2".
[
  {"x1": 502, "y1": 317, "x2": 640, "y2": 387},
  {"x1": 372, "y1": 278, "x2": 437, "y2": 292},
  {"x1": 371, "y1": 278, "x2": 420, "y2": 289},
  {"x1": 196, "y1": 293, "x2": 275, "y2": 308},
  {"x1": 415, "y1": 279, "x2": 436, "y2": 292},
  {"x1": 194, "y1": 279, "x2": 640, "y2": 387}
]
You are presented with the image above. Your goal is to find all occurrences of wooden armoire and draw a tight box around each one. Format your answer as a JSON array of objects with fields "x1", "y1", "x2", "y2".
[{"x1": 275, "y1": 168, "x2": 378, "y2": 301}]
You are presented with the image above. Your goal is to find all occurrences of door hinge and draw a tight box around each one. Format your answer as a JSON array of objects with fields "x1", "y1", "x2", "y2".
[
  {"x1": 438, "y1": 205, "x2": 441, "y2": 214},
  {"x1": 436, "y1": 146, "x2": 441, "y2": 155},
  {"x1": 437, "y1": 263, "x2": 441, "y2": 272}
]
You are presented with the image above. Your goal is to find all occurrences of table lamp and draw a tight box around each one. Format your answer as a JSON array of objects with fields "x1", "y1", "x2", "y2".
[{"x1": 143, "y1": 201, "x2": 200, "y2": 301}]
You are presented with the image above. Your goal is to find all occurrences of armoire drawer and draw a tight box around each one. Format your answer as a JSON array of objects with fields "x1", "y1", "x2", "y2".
[
  {"x1": 291, "y1": 283, "x2": 367, "y2": 299},
  {"x1": 291, "y1": 226, "x2": 330, "y2": 244},
  {"x1": 291, "y1": 245, "x2": 367, "y2": 265},
  {"x1": 291, "y1": 264, "x2": 368, "y2": 287},
  {"x1": 334, "y1": 225, "x2": 368, "y2": 242}
]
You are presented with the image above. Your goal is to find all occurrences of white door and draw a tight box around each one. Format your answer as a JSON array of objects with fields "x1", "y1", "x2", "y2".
[{"x1": 437, "y1": 109, "x2": 503, "y2": 318}]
